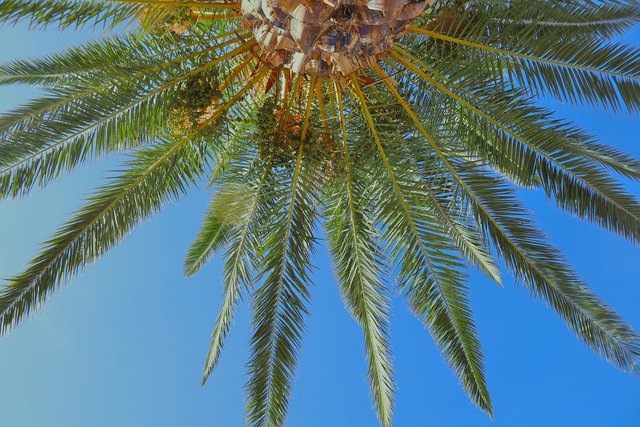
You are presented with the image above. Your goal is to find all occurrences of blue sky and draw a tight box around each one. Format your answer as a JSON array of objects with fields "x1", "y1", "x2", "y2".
[{"x1": 0, "y1": 21, "x2": 639, "y2": 427}]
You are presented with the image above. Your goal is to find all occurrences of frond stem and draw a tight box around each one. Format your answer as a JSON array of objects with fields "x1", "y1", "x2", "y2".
[
  {"x1": 0, "y1": 30, "x2": 249, "y2": 134},
  {"x1": 370, "y1": 63, "x2": 501, "y2": 284},
  {"x1": 0, "y1": 38, "x2": 257, "y2": 176},
  {"x1": 390, "y1": 48, "x2": 640, "y2": 224},
  {"x1": 408, "y1": 25, "x2": 639, "y2": 80}
]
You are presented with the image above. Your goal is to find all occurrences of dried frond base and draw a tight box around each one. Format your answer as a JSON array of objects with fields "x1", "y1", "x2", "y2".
[{"x1": 243, "y1": 0, "x2": 434, "y2": 76}]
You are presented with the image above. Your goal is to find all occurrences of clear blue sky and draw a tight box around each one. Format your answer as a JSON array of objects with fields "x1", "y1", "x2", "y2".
[{"x1": 0, "y1": 22, "x2": 639, "y2": 427}]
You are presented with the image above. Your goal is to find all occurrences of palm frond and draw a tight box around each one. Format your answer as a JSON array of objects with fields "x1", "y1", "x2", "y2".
[
  {"x1": 0, "y1": 0, "x2": 139, "y2": 30},
  {"x1": 184, "y1": 193, "x2": 231, "y2": 277},
  {"x1": 0, "y1": 68, "x2": 265, "y2": 334},
  {"x1": 371, "y1": 63, "x2": 502, "y2": 285},
  {"x1": 246, "y1": 78, "x2": 321, "y2": 427},
  {"x1": 457, "y1": 166, "x2": 640, "y2": 372},
  {"x1": 0, "y1": 28, "x2": 242, "y2": 87},
  {"x1": 324, "y1": 83, "x2": 394, "y2": 426},
  {"x1": 350, "y1": 78, "x2": 493, "y2": 416},
  {"x1": 411, "y1": 4, "x2": 640, "y2": 112},
  {"x1": 0, "y1": 34, "x2": 252, "y2": 198},
  {"x1": 0, "y1": 135, "x2": 212, "y2": 334},
  {"x1": 480, "y1": 0, "x2": 640, "y2": 39},
  {"x1": 200, "y1": 154, "x2": 276, "y2": 384},
  {"x1": 0, "y1": 0, "x2": 639, "y2": 425},
  {"x1": 391, "y1": 50, "x2": 640, "y2": 243}
]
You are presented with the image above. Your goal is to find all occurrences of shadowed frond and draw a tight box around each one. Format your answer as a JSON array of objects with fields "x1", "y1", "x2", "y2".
[{"x1": 371, "y1": 63, "x2": 502, "y2": 285}]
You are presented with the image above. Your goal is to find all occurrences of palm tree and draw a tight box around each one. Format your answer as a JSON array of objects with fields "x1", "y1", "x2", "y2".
[{"x1": 1, "y1": 0, "x2": 639, "y2": 425}]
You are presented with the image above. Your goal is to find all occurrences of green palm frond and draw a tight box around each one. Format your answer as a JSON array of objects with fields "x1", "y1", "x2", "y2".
[
  {"x1": 454, "y1": 167, "x2": 640, "y2": 372},
  {"x1": 184, "y1": 191, "x2": 232, "y2": 277},
  {"x1": 0, "y1": 0, "x2": 239, "y2": 30},
  {"x1": 484, "y1": 0, "x2": 640, "y2": 39},
  {"x1": 199, "y1": 153, "x2": 276, "y2": 383},
  {"x1": 411, "y1": 3, "x2": 640, "y2": 111},
  {"x1": 324, "y1": 83, "x2": 395, "y2": 426},
  {"x1": 0, "y1": 135, "x2": 213, "y2": 333},
  {"x1": 390, "y1": 50, "x2": 640, "y2": 243},
  {"x1": 245, "y1": 78, "x2": 323, "y2": 426},
  {"x1": 371, "y1": 63, "x2": 502, "y2": 284},
  {"x1": 0, "y1": 67, "x2": 263, "y2": 333},
  {"x1": 349, "y1": 78, "x2": 492, "y2": 415},
  {"x1": 0, "y1": 31, "x2": 249, "y2": 198},
  {"x1": 0, "y1": 28, "x2": 237, "y2": 87},
  {"x1": 0, "y1": 0, "x2": 140, "y2": 30}
]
